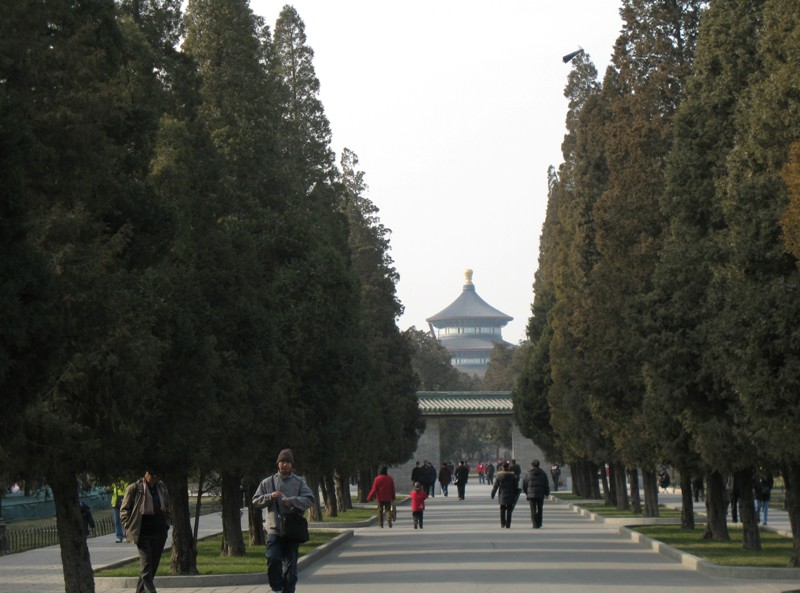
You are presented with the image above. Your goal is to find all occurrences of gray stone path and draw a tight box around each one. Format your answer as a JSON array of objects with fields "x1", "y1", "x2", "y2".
[{"x1": 1, "y1": 484, "x2": 799, "y2": 593}]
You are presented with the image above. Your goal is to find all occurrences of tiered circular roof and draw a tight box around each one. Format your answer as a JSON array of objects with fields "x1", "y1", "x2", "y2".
[{"x1": 426, "y1": 269, "x2": 513, "y2": 326}]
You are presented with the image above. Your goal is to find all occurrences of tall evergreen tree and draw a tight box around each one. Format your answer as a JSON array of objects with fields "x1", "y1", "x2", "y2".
[
  {"x1": 717, "y1": 0, "x2": 800, "y2": 564},
  {"x1": 1, "y1": 2, "x2": 170, "y2": 590},
  {"x1": 584, "y1": 0, "x2": 704, "y2": 512},
  {"x1": 646, "y1": 0, "x2": 765, "y2": 541}
]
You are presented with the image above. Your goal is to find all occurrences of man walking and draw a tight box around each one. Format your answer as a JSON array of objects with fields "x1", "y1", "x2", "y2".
[
  {"x1": 252, "y1": 449, "x2": 315, "y2": 593},
  {"x1": 454, "y1": 460, "x2": 469, "y2": 501},
  {"x1": 120, "y1": 466, "x2": 171, "y2": 593},
  {"x1": 522, "y1": 459, "x2": 550, "y2": 528}
]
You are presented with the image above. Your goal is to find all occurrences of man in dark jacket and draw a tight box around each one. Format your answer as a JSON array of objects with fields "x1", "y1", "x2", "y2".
[
  {"x1": 522, "y1": 459, "x2": 550, "y2": 528},
  {"x1": 454, "y1": 460, "x2": 469, "y2": 501}
]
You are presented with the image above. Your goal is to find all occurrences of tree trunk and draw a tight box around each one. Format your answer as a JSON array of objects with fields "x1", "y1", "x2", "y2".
[
  {"x1": 784, "y1": 461, "x2": 800, "y2": 567},
  {"x1": 642, "y1": 468, "x2": 659, "y2": 517},
  {"x1": 50, "y1": 469, "x2": 94, "y2": 593},
  {"x1": 167, "y1": 472, "x2": 197, "y2": 574},
  {"x1": 703, "y1": 471, "x2": 730, "y2": 541},
  {"x1": 335, "y1": 471, "x2": 351, "y2": 513},
  {"x1": 613, "y1": 462, "x2": 629, "y2": 510},
  {"x1": 738, "y1": 469, "x2": 761, "y2": 551},
  {"x1": 628, "y1": 468, "x2": 641, "y2": 514},
  {"x1": 220, "y1": 471, "x2": 245, "y2": 556},
  {"x1": 679, "y1": 471, "x2": 694, "y2": 529},
  {"x1": 357, "y1": 469, "x2": 371, "y2": 503},
  {"x1": 242, "y1": 475, "x2": 264, "y2": 546},
  {"x1": 193, "y1": 472, "x2": 205, "y2": 553},
  {"x1": 324, "y1": 474, "x2": 338, "y2": 518},
  {"x1": 305, "y1": 474, "x2": 323, "y2": 521}
]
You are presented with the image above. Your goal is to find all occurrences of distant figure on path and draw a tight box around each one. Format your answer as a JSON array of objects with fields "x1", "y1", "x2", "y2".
[
  {"x1": 454, "y1": 460, "x2": 469, "y2": 501},
  {"x1": 491, "y1": 462, "x2": 519, "y2": 528},
  {"x1": 367, "y1": 465, "x2": 397, "y2": 528},
  {"x1": 486, "y1": 462, "x2": 495, "y2": 484},
  {"x1": 438, "y1": 462, "x2": 452, "y2": 497},
  {"x1": 523, "y1": 459, "x2": 550, "y2": 529},
  {"x1": 550, "y1": 464, "x2": 561, "y2": 492},
  {"x1": 410, "y1": 482, "x2": 428, "y2": 529}
]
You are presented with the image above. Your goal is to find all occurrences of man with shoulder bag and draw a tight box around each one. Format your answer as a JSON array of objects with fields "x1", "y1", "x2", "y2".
[{"x1": 253, "y1": 449, "x2": 315, "y2": 593}]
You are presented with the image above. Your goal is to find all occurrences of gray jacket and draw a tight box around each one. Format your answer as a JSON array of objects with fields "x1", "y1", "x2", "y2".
[
  {"x1": 252, "y1": 472, "x2": 315, "y2": 534},
  {"x1": 119, "y1": 478, "x2": 171, "y2": 544}
]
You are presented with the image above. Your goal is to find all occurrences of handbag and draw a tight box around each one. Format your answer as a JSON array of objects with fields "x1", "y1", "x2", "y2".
[
  {"x1": 280, "y1": 512, "x2": 310, "y2": 543},
  {"x1": 270, "y1": 476, "x2": 310, "y2": 543}
]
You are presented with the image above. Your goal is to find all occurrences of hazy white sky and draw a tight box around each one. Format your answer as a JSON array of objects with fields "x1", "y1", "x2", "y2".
[{"x1": 251, "y1": 1, "x2": 624, "y2": 343}]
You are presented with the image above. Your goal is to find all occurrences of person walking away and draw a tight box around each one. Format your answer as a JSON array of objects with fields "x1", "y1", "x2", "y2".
[
  {"x1": 423, "y1": 460, "x2": 437, "y2": 497},
  {"x1": 477, "y1": 463, "x2": 485, "y2": 484},
  {"x1": 411, "y1": 462, "x2": 424, "y2": 489},
  {"x1": 438, "y1": 462, "x2": 452, "y2": 497},
  {"x1": 511, "y1": 459, "x2": 522, "y2": 487},
  {"x1": 120, "y1": 466, "x2": 171, "y2": 593},
  {"x1": 550, "y1": 464, "x2": 561, "y2": 492},
  {"x1": 454, "y1": 460, "x2": 469, "y2": 501},
  {"x1": 410, "y1": 482, "x2": 428, "y2": 529},
  {"x1": 252, "y1": 449, "x2": 315, "y2": 593},
  {"x1": 491, "y1": 462, "x2": 519, "y2": 528},
  {"x1": 523, "y1": 459, "x2": 550, "y2": 529},
  {"x1": 110, "y1": 479, "x2": 127, "y2": 543},
  {"x1": 486, "y1": 462, "x2": 495, "y2": 484},
  {"x1": 727, "y1": 473, "x2": 742, "y2": 523},
  {"x1": 367, "y1": 465, "x2": 396, "y2": 528},
  {"x1": 755, "y1": 470, "x2": 774, "y2": 525},
  {"x1": 79, "y1": 501, "x2": 95, "y2": 538}
]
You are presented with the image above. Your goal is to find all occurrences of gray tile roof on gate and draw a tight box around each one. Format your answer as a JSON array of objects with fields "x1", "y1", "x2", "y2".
[{"x1": 417, "y1": 391, "x2": 513, "y2": 416}]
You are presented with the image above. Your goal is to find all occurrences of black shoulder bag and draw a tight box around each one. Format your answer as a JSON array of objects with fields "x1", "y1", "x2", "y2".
[{"x1": 271, "y1": 476, "x2": 310, "y2": 543}]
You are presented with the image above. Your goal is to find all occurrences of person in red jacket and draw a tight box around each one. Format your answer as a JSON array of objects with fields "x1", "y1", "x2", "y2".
[
  {"x1": 367, "y1": 465, "x2": 396, "y2": 528},
  {"x1": 409, "y1": 482, "x2": 428, "y2": 529}
]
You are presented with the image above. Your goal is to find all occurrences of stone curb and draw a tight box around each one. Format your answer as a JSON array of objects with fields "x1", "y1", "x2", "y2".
[
  {"x1": 95, "y1": 528, "x2": 356, "y2": 590},
  {"x1": 564, "y1": 500, "x2": 800, "y2": 581}
]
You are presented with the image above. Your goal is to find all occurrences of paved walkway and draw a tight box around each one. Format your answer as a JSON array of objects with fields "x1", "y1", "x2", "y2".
[{"x1": 1, "y1": 484, "x2": 799, "y2": 593}]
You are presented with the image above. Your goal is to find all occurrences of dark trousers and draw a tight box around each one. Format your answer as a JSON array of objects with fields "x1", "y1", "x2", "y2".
[
  {"x1": 441, "y1": 482, "x2": 449, "y2": 497},
  {"x1": 267, "y1": 533, "x2": 300, "y2": 593},
  {"x1": 456, "y1": 482, "x2": 466, "y2": 500},
  {"x1": 412, "y1": 510, "x2": 424, "y2": 528},
  {"x1": 500, "y1": 505, "x2": 513, "y2": 527},
  {"x1": 136, "y1": 528, "x2": 168, "y2": 593},
  {"x1": 529, "y1": 497, "x2": 544, "y2": 528}
]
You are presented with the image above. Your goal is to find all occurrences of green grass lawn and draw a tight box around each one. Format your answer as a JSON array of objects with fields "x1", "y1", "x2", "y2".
[
  {"x1": 313, "y1": 506, "x2": 376, "y2": 523},
  {"x1": 582, "y1": 503, "x2": 683, "y2": 518},
  {"x1": 634, "y1": 524, "x2": 795, "y2": 568},
  {"x1": 96, "y1": 530, "x2": 341, "y2": 577}
]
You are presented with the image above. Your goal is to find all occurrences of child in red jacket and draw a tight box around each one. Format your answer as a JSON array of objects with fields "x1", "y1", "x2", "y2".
[{"x1": 410, "y1": 482, "x2": 428, "y2": 529}]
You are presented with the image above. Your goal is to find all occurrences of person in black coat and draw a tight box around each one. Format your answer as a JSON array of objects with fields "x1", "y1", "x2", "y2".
[
  {"x1": 454, "y1": 460, "x2": 469, "y2": 501},
  {"x1": 522, "y1": 459, "x2": 550, "y2": 528},
  {"x1": 491, "y1": 462, "x2": 519, "y2": 528}
]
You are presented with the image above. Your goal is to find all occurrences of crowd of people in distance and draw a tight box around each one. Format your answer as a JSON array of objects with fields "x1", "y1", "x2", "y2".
[{"x1": 369, "y1": 457, "x2": 562, "y2": 532}]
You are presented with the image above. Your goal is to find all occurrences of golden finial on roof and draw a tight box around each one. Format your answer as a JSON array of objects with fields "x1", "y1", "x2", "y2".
[{"x1": 464, "y1": 268, "x2": 474, "y2": 286}]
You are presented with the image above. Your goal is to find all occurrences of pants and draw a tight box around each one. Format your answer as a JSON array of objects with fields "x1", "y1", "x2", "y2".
[
  {"x1": 757, "y1": 499, "x2": 770, "y2": 524},
  {"x1": 377, "y1": 501, "x2": 393, "y2": 527},
  {"x1": 440, "y1": 482, "x2": 449, "y2": 497},
  {"x1": 456, "y1": 482, "x2": 466, "y2": 500},
  {"x1": 500, "y1": 505, "x2": 513, "y2": 527},
  {"x1": 136, "y1": 528, "x2": 168, "y2": 593},
  {"x1": 424, "y1": 482, "x2": 434, "y2": 497},
  {"x1": 267, "y1": 532, "x2": 300, "y2": 593},
  {"x1": 730, "y1": 493, "x2": 740, "y2": 522},
  {"x1": 412, "y1": 510, "x2": 424, "y2": 528},
  {"x1": 113, "y1": 506, "x2": 124, "y2": 541},
  {"x1": 529, "y1": 497, "x2": 544, "y2": 528}
]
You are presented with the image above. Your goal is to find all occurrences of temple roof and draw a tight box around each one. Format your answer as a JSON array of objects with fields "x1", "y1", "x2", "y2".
[
  {"x1": 426, "y1": 269, "x2": 513, "y2": 325},
  {"x1": 416, "y1": 391, "x2": 513, "y2": 416}
]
